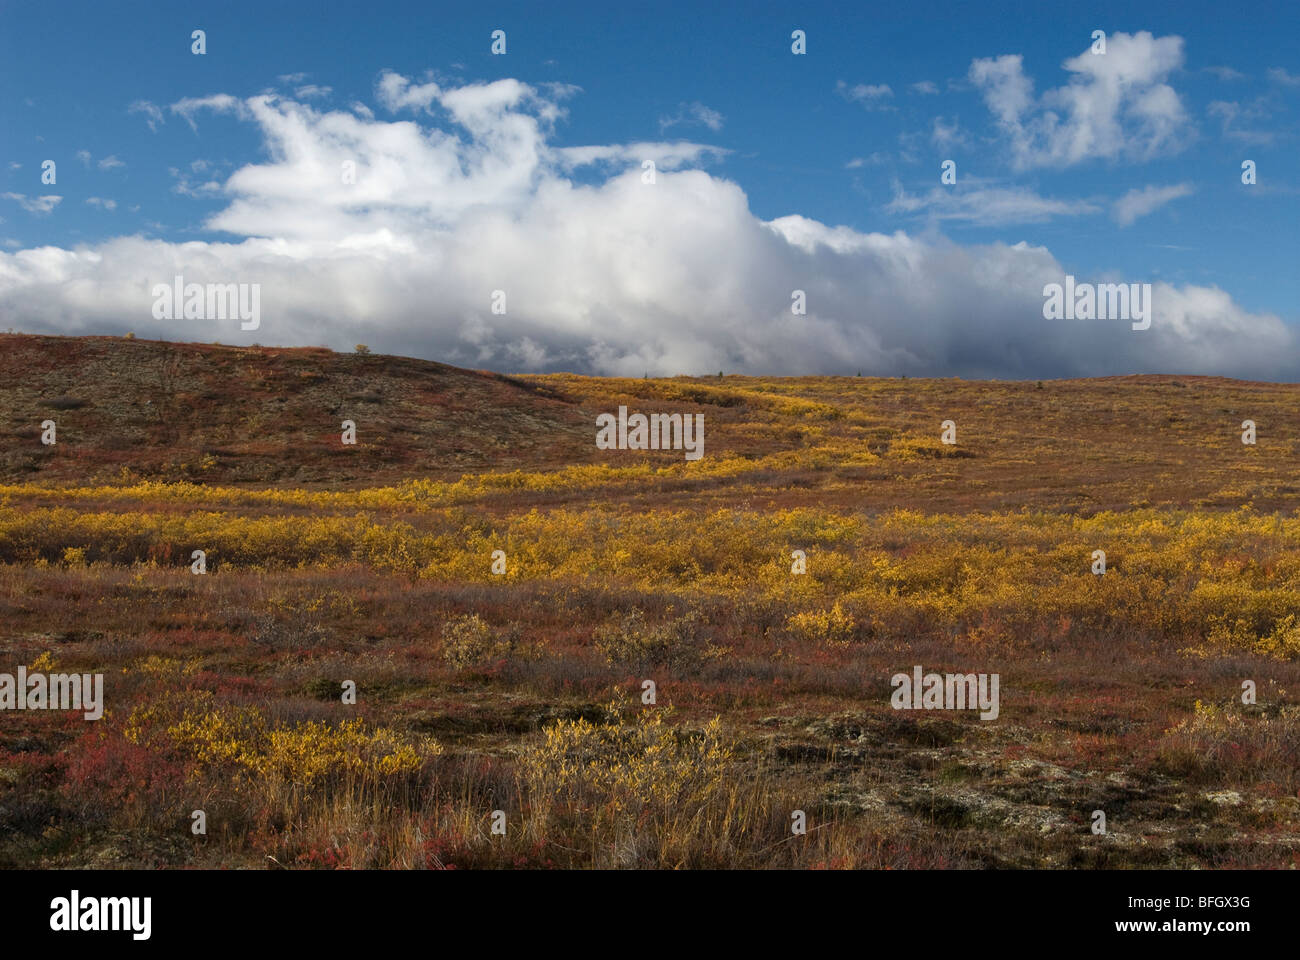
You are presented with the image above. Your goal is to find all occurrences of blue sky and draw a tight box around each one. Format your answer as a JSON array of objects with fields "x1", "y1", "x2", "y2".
[{"x1": 1, "y1": 0, "x2": 1297, "y2": 378}]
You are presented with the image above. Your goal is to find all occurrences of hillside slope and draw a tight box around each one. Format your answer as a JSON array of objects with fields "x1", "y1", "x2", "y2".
[
  {"x1": 0, "y1": 334, "x2": 593, "y2": 484},
  {"x1": 4, "y1": 333, "x2": 1300, "y2": 515}
]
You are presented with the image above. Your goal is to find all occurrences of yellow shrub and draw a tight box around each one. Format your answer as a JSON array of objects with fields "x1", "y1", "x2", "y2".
[
  {"x1": 786, "y1": 601, "x2": 856, "y2": 646},
  {"x1": 125, "y1": 696, "x2": 439, "y2": 785},
  {"x1": 521, "y1": 707, "x2": 732, "y2": 818}
]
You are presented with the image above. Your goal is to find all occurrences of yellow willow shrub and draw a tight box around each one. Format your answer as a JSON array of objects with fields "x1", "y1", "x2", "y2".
[
  {"x1": 9, "y1": 497, "x2": 1300, "y2": 657},
  {"x1": 124, "y1": 694, "x2": 439, "y2": 784},
  {"x1": 264, "y1": 720, "x2": 428, "y2": 783},
  {"x1": 1253, "y1": 615, "x2": 1300, "y2": 659},
  {"x1": 135, "y1": 656, "x2": 200, "y2": 681},
  {"x1": 0, "y1": 507, "x2": 447, "y2": 571},
  {"x1": 125, "y1": 696, "x2": 268, "y2": 772},
  {"x1": 520, "y1": 708, "x2": 733, "y2": 825},
  {"x1": 770, "y1": 508, "x2": 862, "y2": 546},
  {"x1": 786, "y1": 601, "x2": 856, "y2": 647},
  {"x1": 30, "y1": 650, "x2": 57, "y2": 672},
  {"x1": 1191, "y1": 581, "x2": 1300, "y2": 647},
  {"x1": 0, "y1": 479, "x2": 352, "y2": 512},
  {"x1": 498, "y1": 508, "x2": 602, "y2": 575},
  {"x1": 3, "y1": 445, "x2": 880, "y2": 513}
]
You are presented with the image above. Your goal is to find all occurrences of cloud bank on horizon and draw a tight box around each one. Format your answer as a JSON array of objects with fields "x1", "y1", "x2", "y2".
[{"x1": 1, "y1": 20, "x2": 1296, "y2": 380}]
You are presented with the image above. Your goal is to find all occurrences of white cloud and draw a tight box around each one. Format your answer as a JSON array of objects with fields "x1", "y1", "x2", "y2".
[
  {"x1": 376, "y1": 71, "x2": 442, "y2": 112},
  {"x1": 0, "y1": 75, "x2": 1291, "y2": 381},
  {"x1": 129, "y1": 99, "x2": 165, "y2": 132},
  {"x1": 1208, "y1": 100, "x2": 1275, "y2": 145},
  {"x1": 85, "y1": 197, "x2": 118, "y2": 211},
  {"x1": 837, "y1": 81, "x2": 895, "y2": 110},
  {"x1": 887, "y1": 182, "x2": 1100, "y2": 226},
  {"x1": 76, "y1": 150, "x2": 92, "y2": 168},
  {"x1": 168, "y1": 164, "x2": 222, "y2": 198},
  {"x1": 98, "y1": 155, "x2": 125, "y2": 170},
  {"x1": 970, "y1": 32, "x2": 1192, "y2": 168},
  {"x1": 295, "y1": 84, "x2": 332, "y2": 100},
  {"x1": 659, "y1": 101, "x2": 724, "y2": 133},
  {"x1": 2, "y1": 193, "x2": 62, "y2": 215},
  {"x1": 1267, "y1": 67, "x2": 1300, "y2": 86},
  {"x1": 555, "y1": 142, "x2": 726, "y2": 172},
  {"x1": 1204, "y1": 66, "x2": 1245, "y2": 81},
  {"x1": 170, "y1": 94, "x2": 246, "y2": 131},
  {"x1": 1112, "y1": 183, "x2": 1194, "y2": 226},
  {"x1": 931, "y1": 116, "x2": 968, "y2": 149},
  {"x1": 910, "y1": 81, "x2": 940, "y2": 95}
]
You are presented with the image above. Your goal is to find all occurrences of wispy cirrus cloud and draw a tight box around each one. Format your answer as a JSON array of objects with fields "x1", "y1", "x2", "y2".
[
  {"x1": 128, "y1": 99, "x2": 165, "y2": 132},
  {"x1": 170, "y1": 94, "x2": 247, "y2": 131},
  {"x1": 1112, "y1": 183, "x2": 1194, "y2": 226},
  {"x1": 2, "y1": 193, "x2": 62, "y2": 215},
  {"x1": 1204, "y1": 65, "x2": 1245, "y2": 81},
  {"x1": 1208, "y1": 99, "x2": 1276, "y2": 145},
  {"x1": 659, "y1": 101, "x2": 724, "y2": 133},
  {"x1": 887, "y1": 181, "x2": 1100, "y2": 226}
]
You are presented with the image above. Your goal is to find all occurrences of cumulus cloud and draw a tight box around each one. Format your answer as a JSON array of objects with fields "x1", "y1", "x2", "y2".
[
  {"x1": 85, "y1": 197, "x2": 118, "y2": 211},
  {"x1": 376, "y1": 71, "x2": 443, "y2": 112},
  {"x1": 0, "y1": 74, "x2": 1293, "y2": 381},
  {"x1": 1112, "y1": 183, "x2": 1194, "y2": 226},
  {"x1": 970, "y1": 32, "x2": 1192, "y2": 169}
]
